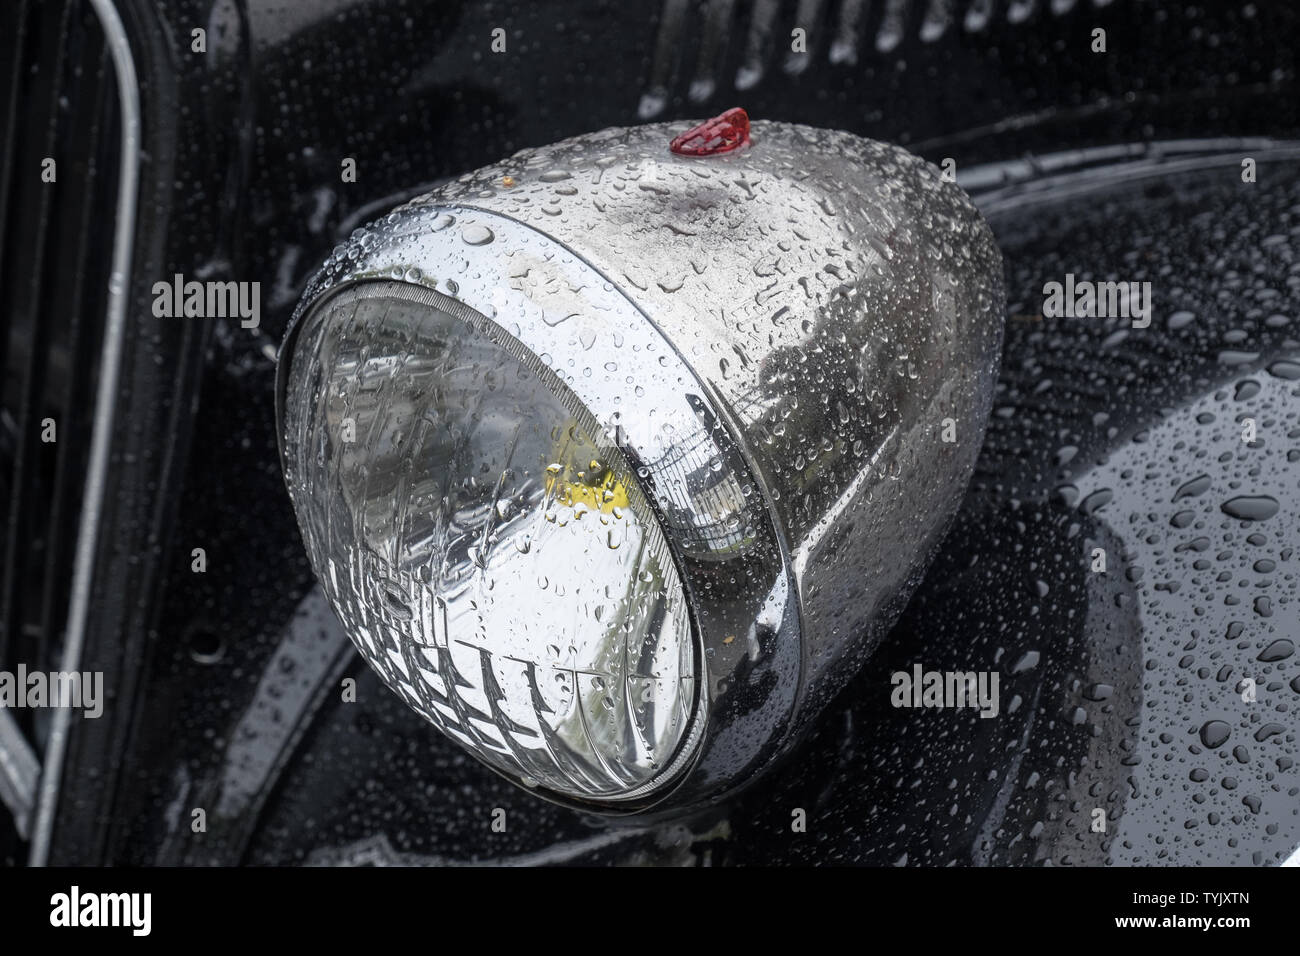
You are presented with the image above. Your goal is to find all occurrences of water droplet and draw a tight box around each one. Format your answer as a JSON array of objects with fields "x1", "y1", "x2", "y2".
[
  {"x1": 1200, "y1": 720, "x2": 1231, "y2": 748},
  {"x1": 1173, "y1": 474, "x2": 1211, "y2": 501},
  {"x1": 1220, "y1": 496, "x2": 1279, "y2": 521},
  {"x1": 462, "y1": 224, "x2": 495, "y2": 246},
  {"x1": 1257, "y1": 639, "x2": 1293, "y2": 662}
]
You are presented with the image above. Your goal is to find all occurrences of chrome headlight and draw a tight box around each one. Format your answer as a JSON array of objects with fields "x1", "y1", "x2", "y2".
[{"x1": 276, "y1": 113, "x2": 1005, "y2": 812}]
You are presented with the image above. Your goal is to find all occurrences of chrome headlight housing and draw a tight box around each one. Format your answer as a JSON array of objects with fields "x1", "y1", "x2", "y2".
[{"x1": 276, "y1": 116, "x2": 1004, "y2": 813}]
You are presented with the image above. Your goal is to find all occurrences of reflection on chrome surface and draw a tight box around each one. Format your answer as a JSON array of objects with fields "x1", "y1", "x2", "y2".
[{"x1": 277, "y1": 119, "x2": 1004, "y2": 810}]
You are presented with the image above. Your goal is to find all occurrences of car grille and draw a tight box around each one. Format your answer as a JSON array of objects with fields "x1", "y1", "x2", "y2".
[{"x1": 0, "y1": 0, "x2": 119, "y2": 848}]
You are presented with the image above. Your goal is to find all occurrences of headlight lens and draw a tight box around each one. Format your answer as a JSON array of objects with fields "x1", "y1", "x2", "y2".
[{"x1": 283, "y1": 284, "x2": 699, "y2": 801}]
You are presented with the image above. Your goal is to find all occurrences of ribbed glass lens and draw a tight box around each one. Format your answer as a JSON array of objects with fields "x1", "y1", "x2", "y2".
[{"x1": 283, "y1": 284, "x2": 699, "y2": 801}]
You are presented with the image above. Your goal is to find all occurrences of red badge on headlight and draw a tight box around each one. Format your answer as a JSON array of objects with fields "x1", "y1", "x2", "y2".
[{"x1": 669, "y1": 107, "x2": 750, "y2": 156}]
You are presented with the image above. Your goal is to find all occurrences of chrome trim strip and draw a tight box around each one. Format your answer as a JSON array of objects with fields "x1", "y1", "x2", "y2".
[{"x1": 28, "y1": 0, "x2": 141, "y2": 866}]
